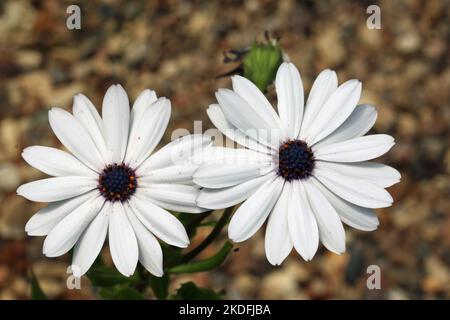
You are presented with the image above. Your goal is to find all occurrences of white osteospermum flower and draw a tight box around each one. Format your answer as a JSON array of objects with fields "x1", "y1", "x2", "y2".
[
  {"x1": 18, "y1": 84, "x2": 211, "y2": 277},
  {"x1": 194, "y1": 62, "x2": 400, "y2": 265}
]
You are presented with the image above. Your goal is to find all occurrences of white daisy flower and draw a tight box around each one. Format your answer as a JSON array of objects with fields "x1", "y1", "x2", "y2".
[
  {"x1": 18, "y1": 84, "x2": 211, "y2": 277},
  {"x1": 194, "y1": 62, "x2": 400, "y2": 265}
]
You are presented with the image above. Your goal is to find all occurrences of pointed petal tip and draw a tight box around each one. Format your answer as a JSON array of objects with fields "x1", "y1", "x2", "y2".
[
  {"x1": 230, "y1": 74, "x2": 242, "y2": 82},
  {"x1": 284, "y1": 61, "x2": 299, "y2": 71},
  {"x1": 48, "y1": 108, "x2": 56, "y2": 116},
  {"x1": 215, "y1": 88, "x2": 225, "y2": 97},
  {"x1": 299, "y1": 251, "x2": 315, "y2": 262},
  {"x1": 364, "y1": 103, "x2": 376, "y2": 111},
  {"x1": 115, "y1": 262, "x2": 137, "y2": 278},
  {"x1": 178, "y1": 240, "x2": 190, "y2": 249},
  {"x1": 24, "y1": 219, "x2": 34, "y2": 233},
  {"x1": 172, "y1": 230, "x2": 190, "y2": 248},
  {"x1": 332, "y1": 242, "x2": 347, "y2": 255},
  {"x1": 266, "y1": 258, "x2": 280, "y2": 266},
  {"x1": 105, "y1": 84, "x2": 115, "y2": 92},
  {"x1": 267, "y1": 254, "x2": 288, "y2": 266},
  {"x1": 318, "y1": 68, "x2": 336, "y2": 77},
  {"x1": 43, "y1": 247, "x2": 62, "y2": 258},
  {"x1": 344, "y1": 78, "x2": 361, "y2": 88},
  {"x1": 216, "y1": 88, "x2": 233, "y2": 96},
  {"x1": 70, "y1": 265, "x2": 85, "y2": 278},
  {"x1": 365, "y1": 225, "x2": 379, "y2": 232},
  {"x1": 228, "y1": 229, "x2": 242, "y2": 243},
  {"x1": 26, "y1": 231, "x2": 42, "y2": 237},
  {"x1": 42, "y1": 246, "x2": 50, "y2": 257},
  {"x1": 150, "y1": 268, "x2": 164, "y2": 278},
  {"x1": 105, "y1": 83, "x2": 126, "y2": 96},
  {"x1": 323, "y1": 245, "x2": 346, "y2": 256},
  {"x1": 206, "y1": 103, "x2": 217, "y2": 111},
  {"x1": 49, "y1": 106, "x2": 63, "y2": 113},
  {"x1": 229, "y1": 236, "x2": 239, "y2": 243}
]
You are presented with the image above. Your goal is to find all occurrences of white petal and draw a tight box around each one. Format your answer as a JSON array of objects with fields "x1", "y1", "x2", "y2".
[
  {"x1": 130, "y1": 194, "x2": 189, "y2": 248},
  {"x1": 102, "y1": 84, "x2": 130, "y2": 163},
  {"x1": 228, "y1": 175, "x2": 284, "y2": 242},
  {"x1": 303, "y1": 179, "x2": 346, "y2": 254},
  {"x1": 315, "y1": 161, "x2": 401, "y2": 188},
  {"x1": 108, "y1": 202, "x2": 138, "y2": 277},
  {"x1": 314, "y1": 104, "x2": 377, "y2": 147},
  {"x1": 130, "y1": 89, "x2": 157, "y2": 125},
  {"x1": 72, "y1": 94, "x2": 109, "y2": 163},
  {"x1": 288, "y1": 181, "x2": 319, "y2": 261},
  {"x1": 138, "y1": 134, "x2": 212, "y2": 173},
  {"x1": 313, "y1": 134, "x2": 395, "y2": 162},
  {"x1": 231, "y1": 75, "x2": 283, "y2": 136},
  {"x1": 311, "y1": 178, "x2": 379, "y2": 231},
  {"x1": 125, "y1": 97, "x2": 171, "y2": 167},
  {"x1": 196, "y1": 174, "x2": 273, "y2": 210},
  {"x1": 193, "y1": 163, "x2": 270, "y2": 188},
  {"x1": 190, "y1": 146, "x2": 272, "y2": 166},
  {"x1": 124, "y1": 203, "x2": 163, "y2": 277},
  {"x1": 139, "y1": 164, "x2": 198, "y2": 185},
  {"x1": 43, "y1": 195, "x2": 104, "y2": 257},
  {"x1": 304, "y1": 79, "x2": 362, "y2": 145},
  {"x1": 49, "y1": 108, "x2": 104, "y2": 171},
  {"x1": 22, "y1": 146, "x2": 96, "y2": 177},
  {"x1": 17, "y1": 176, "x2": 96, "y2": 202},
  {"x1": 313, "y1": 167, "x2": 393, "y2": 208},
  {"x1": 300, "y1": 69, "x2": 337, "y2": 138},
  {"x1": 72, "y1": 201, "x2": 110, "y2": 277},
  {"x1": 275, "y1": 62, "x2": 304, "y2": 139},
  {"x1": 25, "y1": 191, "x2": 96, "y2": 236},
  {"x1": 265, "y1": 183, "x2": 293, "y2": 265},
  {"x1": 74, "y1": 94, "x2": 104, "y2": 132},
  {"x1": 137, "y1": 184, "x2": 208, "y2": 214},
  {"x1": 216, "y1": 89, "x2": 281, "y2": 148},
  {"x1": 207, "y1": 104, "x2": 271, "y2": 153}
]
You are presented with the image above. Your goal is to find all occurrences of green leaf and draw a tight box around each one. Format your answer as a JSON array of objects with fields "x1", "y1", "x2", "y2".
[
  {"x1": 168, "y1": 242, "x2": 233, "y2": 274},
  {"x1": 243, "y1": 42, "x2": 283, "y2": 92},
  {"x1": 149, "y1": 273, "x2": 170, "y2": 300},
  {"x1": 99, "y1": 286, "x2": 145, "y2": 300},
  {"x1": 171, "y1": 282, "x2": 224, "y2": 300},
  {"x1": 87, "y1": 264, "x2": 137, "y2": 287},
  {"x1": 30, "y1": 269, "x2": 47, "y2": 300}
]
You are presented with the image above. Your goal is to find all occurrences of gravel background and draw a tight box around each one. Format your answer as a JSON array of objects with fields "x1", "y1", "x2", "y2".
[{"x1": 0, "y1": 0, "x2": 449, "y2": 299}]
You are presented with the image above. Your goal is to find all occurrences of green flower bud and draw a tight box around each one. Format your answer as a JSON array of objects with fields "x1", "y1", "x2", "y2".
[{"x1": 243, "y1": 42, "x2": 283, "y2": 92}]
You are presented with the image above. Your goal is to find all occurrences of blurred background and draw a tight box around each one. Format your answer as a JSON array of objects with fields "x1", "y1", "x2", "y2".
[{"x1": 0, "y1": 0, "x2": 449, "y2": 299}]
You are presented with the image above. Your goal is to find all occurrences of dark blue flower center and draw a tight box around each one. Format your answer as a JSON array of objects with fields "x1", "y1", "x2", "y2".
[
  {"x1": 277, "y1": 140, "x2": 315, "y2": 181},
  {"x1": 98, "y1": 164, "x2": 137, "y2": 202}
]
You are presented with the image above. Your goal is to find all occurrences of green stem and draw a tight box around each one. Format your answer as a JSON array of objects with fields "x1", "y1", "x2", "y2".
[
  {"x1": 181, "y1": 206, "x2": 234, "y2": 263},
  {"x1": 185, "y1": 210, "x2": 213, "y2": 237},
  {"x1": 163, "y1": 211, "x2": 213, "y2": 269}
]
